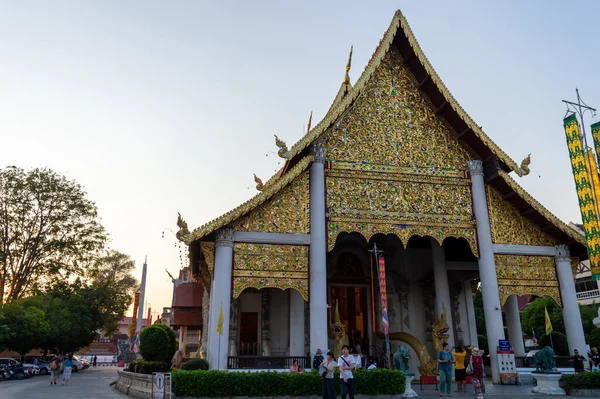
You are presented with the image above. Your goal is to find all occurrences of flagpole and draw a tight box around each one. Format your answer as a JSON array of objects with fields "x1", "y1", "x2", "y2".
[{"x1": 549, "y1": 332, "x2": 554, "y2": 350}]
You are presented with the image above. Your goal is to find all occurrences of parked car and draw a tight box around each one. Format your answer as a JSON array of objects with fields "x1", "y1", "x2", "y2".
[
  {"x1": 23, "y1": 357, "x2": 50, "y2": 375},
  {"x1": 72, "y1": 355, "x2": 90, "y2": 369}
]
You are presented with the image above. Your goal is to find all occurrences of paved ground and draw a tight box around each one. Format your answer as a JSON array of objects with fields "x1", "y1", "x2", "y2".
[
  {"x1": 0, "y1": 366, "x2": 124, "y2": 399},
  {"x1": 416, "y1": 380, "x2": 569, "y2": 398}
]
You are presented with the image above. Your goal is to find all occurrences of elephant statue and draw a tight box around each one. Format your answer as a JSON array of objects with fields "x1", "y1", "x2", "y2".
[
  {"x1": 533, "y1": 346, "x2": 557, "y2": 372},
  {"x1": 393, "y1": 345, "x2": 411, "y2": 373}
]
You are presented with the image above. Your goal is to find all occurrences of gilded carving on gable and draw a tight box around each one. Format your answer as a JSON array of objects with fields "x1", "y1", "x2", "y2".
[
  {"x1": 232, "y1": 172, "x2": 309, "y2": 234},
  {"x1": 486, "y1": 185, "x2": 559, "y2": 246},
  {"x1": 232, "y1": 243, "x2": 308, "y2": 300},
  {"x1": 495, "y1": 255, "x2": 561, "y2": 306},
  {"x1": 322, "y1": 47, "x2": 470, "y2": 169},
  {"x1": 326, "y1": 163, "x2": 477, "y2": 255}
]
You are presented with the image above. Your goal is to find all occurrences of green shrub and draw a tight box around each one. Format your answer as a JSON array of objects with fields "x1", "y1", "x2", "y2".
[
  {"x1": 181, "y1": 358, "x2": 209, "y2": 371},
  {"x1": 127, "y1": 360, "x2": 171, "y2": 374},
  {"x1": 172, "y1": 369, "x2": 405, "y2": 397},
  {"x1": 560, "y1": 371, "x2": 600, "y2": 390},
  {"x1": 140, "y1": 325, "x2": 170, "y2": 362},
  {"x1": 155, "y1": 324, "x2": 177, "y2": 362},
  {"x1": 477, "y1": 334, "x2": 488, "y2": 354}
]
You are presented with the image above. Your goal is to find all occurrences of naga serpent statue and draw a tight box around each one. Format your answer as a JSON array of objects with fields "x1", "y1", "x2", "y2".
[
  {"x1": 330, "y1": 300, "x2": 346, "y2": 359},
  {"x1": 380, "y1": 303, "x2": 450, "y2": 376},
  {"x1": 274, "y1": 135, "x2": 291, "y2": 159},
  {"x1": 516, "y1": 154, "x2": 531, "y2": 176}
]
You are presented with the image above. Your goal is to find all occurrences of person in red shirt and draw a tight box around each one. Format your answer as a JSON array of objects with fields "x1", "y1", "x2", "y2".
[{"x1": 470, "y1": 348, "x2": 484, "y2": 399}]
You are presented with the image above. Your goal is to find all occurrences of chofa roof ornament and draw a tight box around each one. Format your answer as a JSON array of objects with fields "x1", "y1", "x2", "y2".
[{"x1": 343, "y1": 46, "x2": 353, "y2": 85}]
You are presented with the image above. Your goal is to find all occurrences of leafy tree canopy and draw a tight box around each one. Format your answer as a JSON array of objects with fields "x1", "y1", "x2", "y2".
[{"x1": 0, "y1": 166, "x2": 107, "y2": 303}]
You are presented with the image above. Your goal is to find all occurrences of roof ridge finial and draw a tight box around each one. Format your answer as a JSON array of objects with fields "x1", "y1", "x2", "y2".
[
  {"x1": 306, "y1": 111, "x2": 313, "y2": 134},
  {"x1": 343, "y1": 46, "x2": 353, "y2": 85}
]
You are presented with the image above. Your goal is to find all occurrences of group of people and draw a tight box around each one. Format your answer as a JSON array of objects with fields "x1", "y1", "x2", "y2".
[
  {"x1": 570, "y1": 347, "x2": 600, "y2": 372},
  {"x1": 437, "y1": 343, "x2": 484, "y2": 398},
  {"x1": 48, "y1": 355, "x2": 74, "y2": 386}
]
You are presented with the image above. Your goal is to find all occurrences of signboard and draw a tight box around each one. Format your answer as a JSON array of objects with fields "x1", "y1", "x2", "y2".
[
  {"x1": 377, "y1": 256, "x2": 389, "y2": 334},
  {"x1": 498, "y1": 339, "x2": 511, "y2": 351},
  {"x1": 153, "y1": 372, "x2": 165, "y2": 399},
  {"x1": 497, "y1": 350, "x2": 518, "y2": 382}
]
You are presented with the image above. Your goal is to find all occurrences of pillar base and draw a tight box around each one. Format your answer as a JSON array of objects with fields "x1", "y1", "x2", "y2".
[
  {"x1": 531, "y1": 372, "x2": 565, "y2": 396},
  {"x1": 402, "y1": 374, "x2": 417, "y2": 398}
]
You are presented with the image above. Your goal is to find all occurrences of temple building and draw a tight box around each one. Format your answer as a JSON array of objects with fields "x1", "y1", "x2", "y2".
[{"x1": 176, "y1": 10, "x2": 588, "y2": 382}]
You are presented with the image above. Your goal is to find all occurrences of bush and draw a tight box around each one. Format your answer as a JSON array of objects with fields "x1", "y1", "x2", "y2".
[
  {"x1": 560, "y1": 371, "x2": 600, "y2": 390},
  {"x1": 477, "y1": 334, "x2": 488, "y2": 354},
  {"x1": 155, "y1": 324, "x2": 177, "y2": 362},
  {"x1": 539, "y1": 332, "x2": 568, "y2": 356},
  {"x1": 140, "y1": 325, "x2": 170, "y2": 362},
  {"x1": 172, "y1": 369, "x2": 405, "y2": 397},
  {"x1": 181, "y1": 358, "x2": 209, "y2": 371},
  {"x1": 127, "y1": 360, "x2": 171, "y2": 374}
]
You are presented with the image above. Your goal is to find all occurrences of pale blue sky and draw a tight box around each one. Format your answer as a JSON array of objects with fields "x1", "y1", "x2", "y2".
[{"x1": 1, "y1": 1, "x2": 598, "y2": 314}]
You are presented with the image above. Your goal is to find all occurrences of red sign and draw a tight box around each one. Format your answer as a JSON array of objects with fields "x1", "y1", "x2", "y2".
[{"x1": 378, "y1": 256, "x2": 389, "y2": 334}]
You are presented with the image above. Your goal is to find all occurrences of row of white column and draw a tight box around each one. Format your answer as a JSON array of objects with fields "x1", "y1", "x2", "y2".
[
  {"x1": 467, "y1": 160, "x2": 588, "y2": 380},
  {"x1": 206, "y1": 153, "x2": 587, "y2": 381}
]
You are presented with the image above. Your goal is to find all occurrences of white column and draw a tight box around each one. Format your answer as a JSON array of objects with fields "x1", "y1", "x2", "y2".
[
  {"x1": 431, "y1": 238, "x2": 455, "y2": 347},
  {"x1": 310, "y1": 143, "x2": 328, "y2": 354},
  {"x1": 505, "y1": 295, "x2": 525, "y2": 356},
  {"x1": 207, "y1": 228, "x2": 234, "y2": 370},
  {"x1": 289, "y1": 289, "x2": 306, "y2": 357},
  {"x1": 463, "y1": 280, "x2": 479, "y2": 348},
  {"x1": 468, "y1": 160, "x2": 505, "y2": 383},
  {"x1": 556, "y1": 245, "x2": 588, "y2": 362}
]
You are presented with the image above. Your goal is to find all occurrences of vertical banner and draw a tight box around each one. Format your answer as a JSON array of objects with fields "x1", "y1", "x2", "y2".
[
  {"x1": 130, "y1": 291, "x2": 140, "y2": 337},
  {"x1": 591, "y1": 121, "x2": 600, "y2": 167},
  {"x1": 585, "y1": 149, "x2": 600, "y2": 222},
  {"x1": 564, "y1": 115, "x2": 600, "y2": 279},
  {"x1": 377, "y1": 256, "x2": 389, "y2": 334}
]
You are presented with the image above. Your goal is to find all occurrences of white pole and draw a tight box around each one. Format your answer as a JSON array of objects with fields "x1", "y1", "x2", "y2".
[{"x1": 136, "y1": 256, "x2": 148, "y2": 335}]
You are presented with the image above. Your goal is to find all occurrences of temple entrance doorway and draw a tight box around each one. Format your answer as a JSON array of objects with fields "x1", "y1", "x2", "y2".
[
  {"x1": 239, "y1": 312, "x2": 259, "y2": 355},
  {"x1": 327, "y1": 248, "x2": 373, "y2": 355},
  {"x1": 329, "y1": 285, "x2": 371, "y2": 350}
]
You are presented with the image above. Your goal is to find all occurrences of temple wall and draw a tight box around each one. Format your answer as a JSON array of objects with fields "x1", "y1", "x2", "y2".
[{"x1": 269, "y1": 289, "x2": 290, "y2": 356}]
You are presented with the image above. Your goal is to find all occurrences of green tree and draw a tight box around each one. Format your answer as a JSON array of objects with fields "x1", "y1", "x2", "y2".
[
  {"x1": 155, "y1": 324, "x2": 177, "y2": 362},
  {"x1": 0, "y1": 166, "x2": 107, "y2": 303},
  {"x1": 2, "y1": 299, "x2": 49, "y2": 355},
  {"x1": 80, "y1": 250, "x2": 138, "y2": 336},
  {"x1": 521, "y1": 297, "x2": 564, "y2": 341},
  {"x1": 579, "y1": 304, "x2": 598, "y2": 342},
  {"x1": 140, "y1": 325, "x2": 170, "y2": 362},
  {"x1": 474, "y1": 289, "x2": 487, "y2": 336}
]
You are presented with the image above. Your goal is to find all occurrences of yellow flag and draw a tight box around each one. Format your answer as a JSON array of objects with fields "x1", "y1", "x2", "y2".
[
  {"x1": 216, "y1": 303, "x2": 224, "y2": 335},
  {"x1": 545, "y1": 306, "x2": 553, "y2": 335}
]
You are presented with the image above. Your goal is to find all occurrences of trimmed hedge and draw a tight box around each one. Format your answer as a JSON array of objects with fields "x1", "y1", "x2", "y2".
[
  {"x1": 155, "y1": 323, "x2": 178, "y2": 362},
  {"x1": 181, "y1": 358, "x2": 209, "y2": 371},
  {"x1": 127, "y1": 360, "x2": 171, "y2": 375},
  {"x1": 172, "y1": 369, "x2": 406, "y2": 397},
  {"x1": 140, "y1": 325, "x2": 170, "y2": 362},
  {"x1": 560, "y1": 371, "x2": 600, "y2": 390}
]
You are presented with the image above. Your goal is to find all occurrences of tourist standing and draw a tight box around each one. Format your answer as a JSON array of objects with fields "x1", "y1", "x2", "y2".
[
  {"x1": 452, "y1": 345, "x2": 467, "y2": 392},
  {"x1": 570, "y1": 349, "x2": 586, "y2": 373},
  {"x1": 313, "y1": 349, "x2": 324, "y2": 370},
  {"x1": 591, "y1": 347, "x2": 600, "y2": 371},
  {"x1": 49, "y1": 358, "x2": 59, "y2": 385},
  {"x1": 338, "y1": 344, "x2": 356, "y2": 399},
  {"x1": 93, "y1": 355, "x2": 97, "y2": 368},
  {"x1": 470, "y1": 348, "x2": 484, "y2": 399},
  {"x1": 437, "y1": 342, "x2": 455, "y2": 397},
  {"x1": 62, "y1": 355, "x2": 73, "y2": 385},
  {"x1": 351, "y1": 348, "x2": 362, "y2": 369},
  {"x1": 321, "y1": 351, "x2": 337, "y2": 399}
]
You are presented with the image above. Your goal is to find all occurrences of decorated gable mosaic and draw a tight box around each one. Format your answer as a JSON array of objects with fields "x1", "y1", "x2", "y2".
[
  {"x1": 232, "y1": 243, "x2": 308, "y2": 300},
  {"x1": 232, "y1": 172, "x2": 310, "y2": 234},
  {"x1": 323, "y1": 47, "x2": 477, "y2": 253}
]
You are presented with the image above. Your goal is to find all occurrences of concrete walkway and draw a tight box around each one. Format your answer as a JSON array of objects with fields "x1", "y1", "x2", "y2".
[
  {"x1": 417, "y1": 379, "x2": 568, "y2": 398},
  {"x1": 0, "y1": 366, "x2": 124, "y2": 398}
]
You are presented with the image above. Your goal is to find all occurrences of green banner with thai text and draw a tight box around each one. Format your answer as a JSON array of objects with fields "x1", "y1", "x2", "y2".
[{"x1": 564, "y1": 115, "x2": 600, "y2": 280}]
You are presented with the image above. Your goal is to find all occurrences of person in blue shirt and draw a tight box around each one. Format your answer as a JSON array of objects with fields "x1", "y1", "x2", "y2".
[
  {"x1": 62, "y1": 355, "x2": 74, "y2": 385},
  {"x1": 437, "y1": 342, "x2": 455, "y2": 397}
]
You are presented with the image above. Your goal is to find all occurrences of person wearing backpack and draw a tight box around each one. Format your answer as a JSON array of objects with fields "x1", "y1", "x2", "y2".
[
  {"x1": 337, "y1": 345, "x2": 356, "y2": 399},
  {"x1": 49, "y1": 358, "x2": 59, "y2": 385}
]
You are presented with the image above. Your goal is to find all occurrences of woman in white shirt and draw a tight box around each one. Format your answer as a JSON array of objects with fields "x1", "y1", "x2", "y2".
[{"x1": 337, "y1": 345, "x2": 356, "y2": 399}]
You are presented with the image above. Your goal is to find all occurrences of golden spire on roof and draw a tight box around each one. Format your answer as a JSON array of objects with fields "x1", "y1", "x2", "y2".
[
  {"x1": 306, "y1": 111, "x2": 313, "y2": 133},
  {"x1": 253, "y1": 174, "x2": 264, "y2": 191},
  {"x1": 343, "y1": 46, "x2": 353, "y2": 85}
]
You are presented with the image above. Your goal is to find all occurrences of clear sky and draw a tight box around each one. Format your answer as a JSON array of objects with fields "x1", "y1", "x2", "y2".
[{"x1": 1, "y1": 1, "x2": 599, "y2": 317}]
